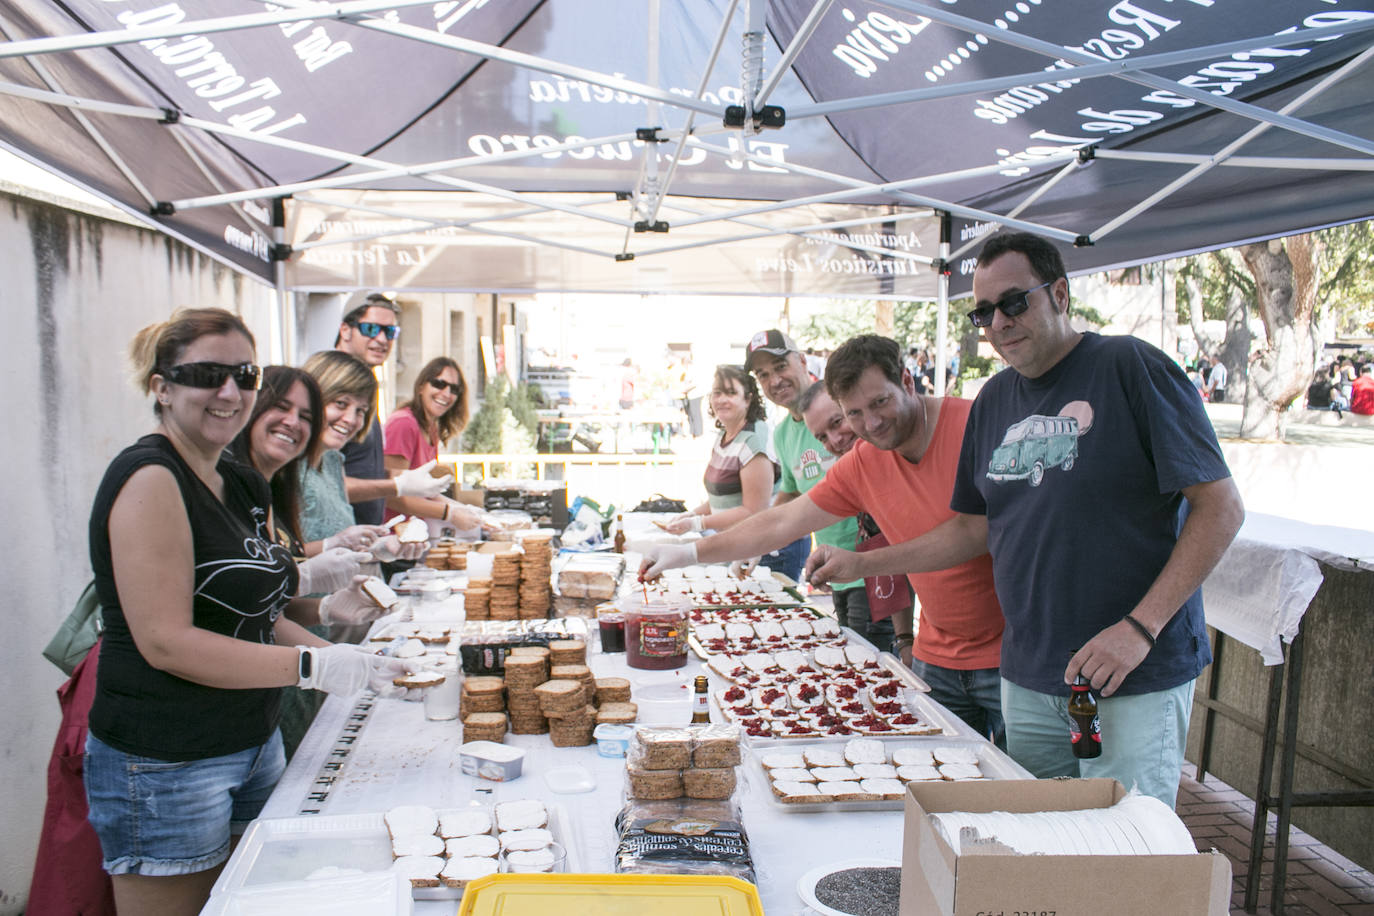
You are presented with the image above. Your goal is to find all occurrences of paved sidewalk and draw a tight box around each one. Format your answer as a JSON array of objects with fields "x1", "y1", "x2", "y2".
[{"x1": 1178, "y1": 762, "x2": 1374, "y2": 915}]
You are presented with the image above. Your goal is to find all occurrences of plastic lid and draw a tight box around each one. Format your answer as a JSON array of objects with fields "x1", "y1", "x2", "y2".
[
  {"x1": 458, "y1": 874, "x2": 764, "y2": 916},
  {"x1": 542, "y1": 765, "x2": 596, "y2": 794}
]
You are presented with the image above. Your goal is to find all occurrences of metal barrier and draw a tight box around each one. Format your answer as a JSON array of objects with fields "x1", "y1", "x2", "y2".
[{"x1": 440, "y1": 452, "x2": 706, "y2": 508}]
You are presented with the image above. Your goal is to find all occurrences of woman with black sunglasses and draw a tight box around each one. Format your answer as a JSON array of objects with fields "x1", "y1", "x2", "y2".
[
  {"x1": 383, "y1": 356, "x2": 482, "y2": 532},
  {"x1": 84, "y1": 308, "x2": 411, "y2": 916}
]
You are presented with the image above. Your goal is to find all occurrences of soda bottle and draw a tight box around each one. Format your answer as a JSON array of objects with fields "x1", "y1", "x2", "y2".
[
  {"x1": 690, "y1": 675, "x2": 711, "y2": 723},
  {"x1": 1068, "y1": 675, "x2": 1101, "y2": 759}
]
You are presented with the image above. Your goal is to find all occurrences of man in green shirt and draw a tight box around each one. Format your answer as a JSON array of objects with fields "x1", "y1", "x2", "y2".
[{"x1": 745, "y1": 329, "x2": 894, "y2": 649}]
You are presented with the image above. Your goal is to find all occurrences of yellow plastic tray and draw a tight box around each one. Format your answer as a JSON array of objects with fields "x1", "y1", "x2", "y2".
[{"x1": 457, "y1": 873, "x2": 764, "y2": 916}]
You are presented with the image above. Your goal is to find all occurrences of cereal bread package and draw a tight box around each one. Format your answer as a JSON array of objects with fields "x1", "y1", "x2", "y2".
[{"x1": 613, "y1": 799, "x2": 754, "y2": 883}]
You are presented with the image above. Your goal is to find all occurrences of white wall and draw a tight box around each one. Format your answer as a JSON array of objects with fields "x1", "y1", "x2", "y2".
[{"x1": 0, "y1": 187, "x2": 276, "y2": 913}]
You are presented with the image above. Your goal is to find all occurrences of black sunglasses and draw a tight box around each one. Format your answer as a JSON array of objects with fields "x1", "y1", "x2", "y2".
[
  {"x1": 351, "y1": 320, "x2": 400, "y2": 341},
  {"x1": 968, "y1": 280, "x2": 1053, "y2": 328},
  {"x1": 429, "y1": 378, "x2": 462, "y2": 394},
  {"x1": 161, "y1": 361, "x2": 262, "y2": 390}
]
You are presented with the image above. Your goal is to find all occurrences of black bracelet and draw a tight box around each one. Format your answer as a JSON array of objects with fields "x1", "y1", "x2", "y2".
[{"x1": 1123, "y1": 613, "x2": 1156, "y2": 648}]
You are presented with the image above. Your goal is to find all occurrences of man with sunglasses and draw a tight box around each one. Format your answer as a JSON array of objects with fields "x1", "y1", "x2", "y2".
[
  {"x1": 334, "y1": 293, "x2": 451, "y2": 526},
  {"x1": 807, "y1": 231, "x2": 1243, "y2": 806}
]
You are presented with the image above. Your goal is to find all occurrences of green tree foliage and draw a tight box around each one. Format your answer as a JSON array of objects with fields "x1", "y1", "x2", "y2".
[
  {"x1": 1311, "y1": 220, "x2": 1374, "y2": 337},
  {"x1": 797, "y1": 300, "x2": 938, "y2": 349},
  {"x1": 460, "y1": 376, "x2": 540, "y2": 483},
  {"x1": 1174, "y1": 222, "x2": 1374, "y2": 335}
]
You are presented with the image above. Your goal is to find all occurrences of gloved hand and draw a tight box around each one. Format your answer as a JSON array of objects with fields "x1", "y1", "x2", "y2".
[
  {"x1": 663, "y1": 512, "x2": 704, "y2": 535},
  {"x1": 728, "y1": 556, "x2": 761, "y2": 579},
  {"x1": 638, "y1": 542, "x2": 698, "y2": 580},
  {"x1": 296, "y1": 547, "x2": 373, "y2": 596},
  {"x1": 323, "y1": 524, "x2": 390, "y2": 552},
  {"x1": 393, "y1": 459, "x2": 453, "y2": 499},
  {"x1": 370, "y1": 535, "x2": 427, "y2": 563},
  {"x1": 297, "y1": 644, "x2": 416, "y2": 697},
  {"x1": 318, "y1": 576, "x2": 388, "y2": 627},
  {"x1": 440, "y1": 497, "x2": 483, "y2": 531}
]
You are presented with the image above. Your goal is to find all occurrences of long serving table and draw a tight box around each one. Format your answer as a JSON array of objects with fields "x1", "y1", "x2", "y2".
[{"x1": 236, "y1": 623, "x2": 1026, "y2": 914}]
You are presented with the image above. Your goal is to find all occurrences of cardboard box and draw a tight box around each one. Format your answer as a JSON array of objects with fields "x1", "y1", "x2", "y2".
[
  {"x1": 901, "y1": 779, "x2": 1230, "y2": 916},
  {"x1": 451, "y1": 488, "x2": 485, "y2": 507}
]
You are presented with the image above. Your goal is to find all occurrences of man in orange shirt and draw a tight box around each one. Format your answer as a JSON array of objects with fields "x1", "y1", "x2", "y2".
[{"x1": 640, "y1": 335, "x2": 1005, "y2": 744}]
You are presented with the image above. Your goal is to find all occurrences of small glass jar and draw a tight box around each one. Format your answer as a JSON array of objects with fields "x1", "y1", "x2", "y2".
[{"x1": 618, "y1": 593, "x2": 691, "y2": 670}]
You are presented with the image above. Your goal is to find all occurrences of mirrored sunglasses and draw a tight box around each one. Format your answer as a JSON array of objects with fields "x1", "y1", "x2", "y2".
[
  {"x1": 968, "y1": 280, "x2": 1053, "y2": 328},
  {"x1": 352, "y1": 320, "x2": 400, "y2": 340},
  {"x1": 161, "y1": 361, "x2": 262, "y2": 390}
]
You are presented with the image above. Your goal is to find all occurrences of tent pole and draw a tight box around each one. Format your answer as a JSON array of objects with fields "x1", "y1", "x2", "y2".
[
  {"x1": 935, "y1": 212, "x2": 950, "y2": 398},
  {"x1": 272, "y1": 198, "x2": 293, "y2": 365},
  {"x1": 754, "y1": 0, "x2": 832, "y2": 109}
]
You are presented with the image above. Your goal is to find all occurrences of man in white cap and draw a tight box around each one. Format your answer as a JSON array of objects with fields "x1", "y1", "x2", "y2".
[{"x1": 743, "y1": 329, "x2": 889, "y2": 648}]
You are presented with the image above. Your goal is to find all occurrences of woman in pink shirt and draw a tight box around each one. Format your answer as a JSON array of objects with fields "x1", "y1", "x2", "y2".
[{"x1": 383, "y1": 357, "x2": 476, "y2": 527}]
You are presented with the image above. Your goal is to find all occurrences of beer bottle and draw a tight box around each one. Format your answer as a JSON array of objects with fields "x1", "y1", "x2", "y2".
[
  {"x1": 690, "y1": 675, "x2": 711, "y2": 723},
  {"x1": 1068, "y1": 675, "x2": 1102, "y2": 759},
  {"x1": 612, "y1": 514, "x2": 627, "y2": 554}
]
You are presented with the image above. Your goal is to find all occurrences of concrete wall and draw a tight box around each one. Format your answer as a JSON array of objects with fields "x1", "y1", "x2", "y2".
[{"x1": 0, "y1": 187, "x2": 277, "y2": 914}]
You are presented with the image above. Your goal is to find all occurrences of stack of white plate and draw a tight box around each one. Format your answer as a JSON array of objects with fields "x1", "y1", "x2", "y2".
[{"x1": 931, "y1": 793, "x2": 1195, "y2": 856}]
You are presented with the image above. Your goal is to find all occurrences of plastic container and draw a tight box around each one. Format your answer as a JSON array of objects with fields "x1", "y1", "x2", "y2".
[
  {"x1": 618, "y1": 593, "x2": 691, "y2": 670},
  {"x1": 459, "y1": 741, "x2": 526, "y2": 781},
  {"x1": 595, "y1": 602, "x2": 625, "y2": 653},
  {"x1": 457, "y1": 873, "x2": 764, "y2": 916},
  {"x1": 593, "y1": 723, "x2": 634, "y2": 757}
]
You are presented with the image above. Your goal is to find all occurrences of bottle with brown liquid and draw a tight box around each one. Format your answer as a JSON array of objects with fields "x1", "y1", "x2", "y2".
[
  {"x1": 690, "y1": 675, "x2": 711, "y2": 723},
  {"x1": 1068, "y1": 675, "x2": 1102, "y2": 759},
  {"x1": 612, "y1": 514, "x2": 626, "y2": 553}
]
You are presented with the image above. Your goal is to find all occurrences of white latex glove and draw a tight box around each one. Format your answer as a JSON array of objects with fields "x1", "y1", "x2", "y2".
[
  {"x1": 370, "y1": 534, "x2": 427, "y2": 563},
  {"x1": 296, "y1": 547, "x2": 372, "y2": 596},
  {"x1": 663, "y1": 512, "x2": 704, "y2": 535},
  {"x1": 638, "y1": 542, "x2": 698, "y2": 580},
  {"x1": 318, "y1": 576, "x2": 387, "y2": 627},
  {"x1": 728, "y1": 556, "x2": 761, "y2": 579},
  {"x1": 442, "y1": 497, "x2": 482, "y2": 530},
  {"x1": 297, "y1": 645, "x2": 415, "y2": 697},
  {"x1": 323, "y1": 524, "x2": 390, "y2": 552},
  {"x1": 393, "y1": 460, "x2": 453, "y2": 498}
]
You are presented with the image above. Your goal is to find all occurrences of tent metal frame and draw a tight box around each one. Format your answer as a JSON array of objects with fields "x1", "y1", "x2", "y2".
[{"x1": 2, "y1": 0, "x2": 1372, "y2": 379}]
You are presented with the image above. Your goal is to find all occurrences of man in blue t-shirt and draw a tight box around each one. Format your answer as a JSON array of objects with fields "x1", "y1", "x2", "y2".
[
  {"x1": 745, "y1": 329, "x2": 891, "y2": 648},
  {"x1": 804, "y1": 232, "x2": 1243, "y2": 806}
]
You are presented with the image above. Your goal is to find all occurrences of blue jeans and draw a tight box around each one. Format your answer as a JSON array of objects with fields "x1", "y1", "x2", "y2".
[
  {"x1": 832, "y1": 585, "x2": 894, "y2": 649},
  {"x1": 909, "y1": 659, "x2": 1005, "y2": 749},
  {"x1": 1000, "y1": 678, "x2": 1194, "y2": 807},
  {"x1": 85, "y1": 731, "x2": 285, "y2": 876},
  {"x1": 759, "y1": 534, "x2": 811, "y2": 584}
]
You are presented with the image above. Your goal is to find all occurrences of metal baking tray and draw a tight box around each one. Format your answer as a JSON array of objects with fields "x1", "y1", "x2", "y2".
[
  {"x1": 211, "y1": 803, "x2": 578, "y2": 902},
  {"x1": 745, "y1": 737, "x2": 1029, "y2": 812}
]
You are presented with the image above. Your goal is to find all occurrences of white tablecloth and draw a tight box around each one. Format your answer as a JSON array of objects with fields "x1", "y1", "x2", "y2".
[
  {"x1": 1201, "y1": 512, "x2": 1373, "y2": 665},
  {"x1": 246, "y1": 634, "x2": 1021, "y2": 914}
]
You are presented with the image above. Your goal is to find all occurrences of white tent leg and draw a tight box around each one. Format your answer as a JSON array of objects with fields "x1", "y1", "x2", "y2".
[{"x1": 935, "y1": 213, "x2": 950, "y2": 398}]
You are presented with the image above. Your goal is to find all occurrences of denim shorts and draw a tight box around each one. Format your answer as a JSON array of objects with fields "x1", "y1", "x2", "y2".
[{"x1": 85, "y1": 731, "x2": 285, "y2": 876}]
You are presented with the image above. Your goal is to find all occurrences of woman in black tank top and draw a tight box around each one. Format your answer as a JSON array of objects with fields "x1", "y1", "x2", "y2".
[{"x1": 87, "y1": 310, "x2": 408, "y2": 915}]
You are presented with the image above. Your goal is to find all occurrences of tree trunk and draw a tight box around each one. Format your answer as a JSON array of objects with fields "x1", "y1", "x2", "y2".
[{"x1": 1237, "y1": 237, "x2": 1316, "y2": 439}]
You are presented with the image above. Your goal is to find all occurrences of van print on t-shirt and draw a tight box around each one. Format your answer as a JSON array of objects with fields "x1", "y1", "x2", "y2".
[{"x1": 986, "y1": 400, "x2": 1093, "y2": 487}]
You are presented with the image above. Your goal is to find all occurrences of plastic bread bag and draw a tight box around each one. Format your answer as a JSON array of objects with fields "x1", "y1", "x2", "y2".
[{"x1": 612, "y1": 799, "x2": 755, "y2": 883}]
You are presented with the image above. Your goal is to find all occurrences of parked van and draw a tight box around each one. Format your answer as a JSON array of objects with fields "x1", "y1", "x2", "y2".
[{"x1": 987, "y1": 414, "x2": 1079, "y2": 486}]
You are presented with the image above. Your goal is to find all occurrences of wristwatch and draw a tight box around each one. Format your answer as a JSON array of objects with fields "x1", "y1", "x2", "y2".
[{"x1": 298, "y1": 647, "x2": 313, "y2": 681}]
